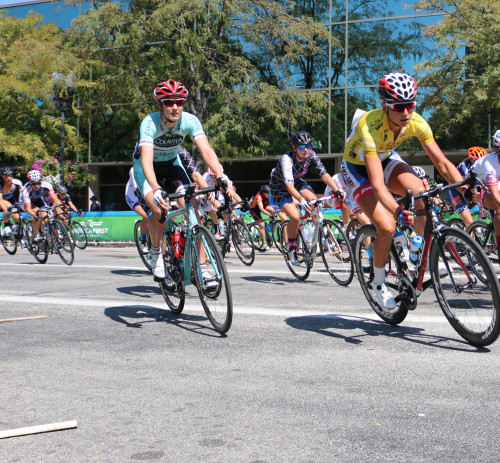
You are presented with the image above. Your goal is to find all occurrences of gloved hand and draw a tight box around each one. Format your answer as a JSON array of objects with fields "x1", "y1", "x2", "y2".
[
  {"x1": 216, "y1": 177, "x2": 228, "y2": 191},
  {"x1": 334, "y1": 190, "x2": 345, "y2": 200},
  {"x1": 299, "y1": 198, "x2": 310, "y2": 210},
  {"x1": 153, "y1": 188, "x2": 165, "y2": 206},
  {"x1": 77, "y1": 209, "x2": 83, "y2": 216},
  {"x1": 397, "y1": 208, "x2": 414, "y2": 227}
]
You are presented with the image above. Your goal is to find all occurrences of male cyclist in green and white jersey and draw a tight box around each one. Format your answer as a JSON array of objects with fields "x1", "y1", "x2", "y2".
[{"x1": 133, "y1": 79, "x2": 228, "y2": 281}]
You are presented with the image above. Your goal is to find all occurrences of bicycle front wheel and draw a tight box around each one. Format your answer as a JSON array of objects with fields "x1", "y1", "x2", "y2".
[
  {"x1": 280, "y1": 222, "x2": 312, "y2": 281},
  {"x1": 0, "y1": 220, "x2": 17, "y2": 255},
  {"x1": 430, "y1": 227, "x2": 500, "y2": 346},
  {"x1": 249, "y1": 223, "x2": 265, "y2": 251},
  {"x1": 134, "y1": 220, "x2": 152, "y2": 271},
  {"x1": 271, "y1": 220, "x2": 285, "y2": 254},
  {"x1": 232, "y1": 219, "x2": 255, "y2": 266},
  {"x1": 320, "y1": 220, "x2": 354, "y2": 286},
  {"x1": 191, "y1": 224, "x2": 233, "y2": 334},
  {"x1": 353, "y1": 225, "x2": 408, "y2": 325},
  {"x1": 70, "y1": 221, "x2": 88, "y2": 250},
  {"x1": 52, "y1": 220, "x2": 75, "y2": 265},
  {"x1": 25, "y1": 222, "x2": 48, "y2": 264}
]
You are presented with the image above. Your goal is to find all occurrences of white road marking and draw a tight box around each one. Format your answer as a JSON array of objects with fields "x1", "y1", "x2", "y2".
[{"x1": 0, "y1": 294, "x2": 452, "y2": 323}]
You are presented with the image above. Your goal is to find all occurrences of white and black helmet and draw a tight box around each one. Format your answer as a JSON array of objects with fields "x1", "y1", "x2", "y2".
[{"x1": 493, "y1": 129, "x2": 500, "y2": 149}]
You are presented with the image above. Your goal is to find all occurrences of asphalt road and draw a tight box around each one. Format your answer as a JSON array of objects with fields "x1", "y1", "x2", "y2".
[{"x1": 1, "y1": 245, "x2": 500, "y2": 462}]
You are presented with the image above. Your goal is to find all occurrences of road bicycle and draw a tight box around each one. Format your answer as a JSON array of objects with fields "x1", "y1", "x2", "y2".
[
  {"x1": 215, "y1": 200, "x2": 255, "y2": 266},
  {"x1": 280, "y1": 195, "x2": 354, "y2": 285},
  {"x1": 26, "y1": 205, "x2": 75, "y2": 265},
  {"x1": 55, "y1": 209, "x2": 88, "y2": 250},
  {"x1": 0, "y1": 208, "x2": 31, "y2": 255},
  {"x1": 134, "y1": 219, "x2": 152, "y2": 271},
  {"x1": 353, "y1": 175, "x2": 500, "y2": 346},
  {"x1": 249, "y1": 213, "x2": 285, "y2": 254},
  {"x1": 467, "y1": 215, "x2": 497, "y2": 266},
  {"x1": 158, "y1": 184, "x2": 233, "y2": 334}
]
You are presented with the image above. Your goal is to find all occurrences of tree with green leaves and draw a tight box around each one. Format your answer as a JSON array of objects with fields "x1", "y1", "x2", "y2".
[
  {"x1": 414, "y1": 0, "x2": 500, "y2": 148},
  {"x1": 0, "y1": 11, "x2": 83, "y2": 171}
]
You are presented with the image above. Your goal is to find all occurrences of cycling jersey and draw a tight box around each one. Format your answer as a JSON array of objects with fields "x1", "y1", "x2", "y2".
[
  {"x1": 270, "y1": 150, "x2": 328, "y2": 208},
  {"x1": 343, "y1": 109, "x2": 434, "y2": 165},
  {"x1": 20, "y1": 182, "x2": 55, "y2": 208},
  {"x1": 0, "y1": 178, "x2": 23, "y2": 205},
  {"x1": 472, "y1": 153, "x2": 500, "y2": 189},
  {"x1": 249, "y1": 192, "x2": 270, "y2": 210},
  {"x1": 458, "y1": 159, "x2": 473, "y2": 178},
  {"x1": 135, "y1": 111, "x2": 206, "y2": 163},
  {"x1": 324, "y1": 173, "x2": 361, "y2": 214}
]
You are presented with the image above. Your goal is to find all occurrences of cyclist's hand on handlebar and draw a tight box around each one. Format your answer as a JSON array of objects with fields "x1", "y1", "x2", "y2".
[
  {"x1": 77, "y1": 209, "x2": 83, "y2": 215},
  {"x1": 334, "y1": 190, "x2": 344, "y2": 200},
  {"x1": 153, "y1": 188, "x2": 169, "y2": 211},
  {"x1": 397, "y1": 208, "x2": 414, "y2": 227},
  {"x1": 300, "y1": 198, "x2": 313, "y2": 213}
]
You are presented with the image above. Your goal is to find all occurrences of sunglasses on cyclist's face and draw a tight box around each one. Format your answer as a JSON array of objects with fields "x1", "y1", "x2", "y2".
[
  {"x1": 31, "y1": 181, "x2": 41, "y2": 186},
  {"x1": 161, "y1": 99, "x2": 186, "y2": 107},
  {"x1": 386, "y1": 101, "x2": 416, "y2": 112},
  {"x1": 297, "y1": 143, "x2": 312, "y2": 150}
]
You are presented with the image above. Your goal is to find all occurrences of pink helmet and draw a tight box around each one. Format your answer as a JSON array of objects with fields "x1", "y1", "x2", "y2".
[{"x1": 154, "y1": 79, "x2": 189, "y2": 101}]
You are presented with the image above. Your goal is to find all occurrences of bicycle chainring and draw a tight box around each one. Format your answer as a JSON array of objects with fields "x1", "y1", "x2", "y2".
[{"x1": 398, "y1": 275, "x2": 417, "y2": 310}]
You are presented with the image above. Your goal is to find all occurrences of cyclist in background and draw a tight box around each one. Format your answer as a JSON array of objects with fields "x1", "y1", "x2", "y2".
[
  {"x1": 50, "y1": 185, "x2": 83, "y2": 219},
  {"x1": 444, "y1": 147, "x2": 487, "y2": 226},
  {"x1": 0, "y1": 167, "x2": 23, "y2": 237},
  {"x1": 270, "y1": 130, "x2": 343, "y2": 265},
  {"x1": 471, "y1": 130, "x2": 500, "y2": 250},
  {"x1": 20, "y1": 170, "x2": 61, "y2": 242},
  {"x1": 125, "y1": 166, "x2": 150, "y2": 254},
  {"x1": 341, "y1": 72, "x2": 466, "y2": 309},
  {"x1": 248, "y1": 184, "x2": 276, "y2": 251},
  {"x1": 133, "y1": 78, "x2": 228, "y2": 281}
]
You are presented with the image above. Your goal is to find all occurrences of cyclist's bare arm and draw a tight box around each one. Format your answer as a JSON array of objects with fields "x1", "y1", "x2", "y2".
[
  {"x1": 423, "y1": 141, "x2": 463, "y2": 185},
  {"x1": 321, "y1": 173, "x2": 341, "y2": 194}
]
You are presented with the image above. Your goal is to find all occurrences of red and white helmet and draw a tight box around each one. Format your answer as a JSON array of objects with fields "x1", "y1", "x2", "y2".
[
  {"x1": 154, "y1": 79, "x2": 189, "y2": 101},
  {"x1": 28, "y1": 170, "x2": 42, "y2": 182},
  {"x1": 379, "y1": 73, "x2": 417, "y2": 104}
]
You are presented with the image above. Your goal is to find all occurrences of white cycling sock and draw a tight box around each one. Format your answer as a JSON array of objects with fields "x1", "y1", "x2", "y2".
[{"x1": 373, "y1": 266, "x2": 386, "y2": 285}]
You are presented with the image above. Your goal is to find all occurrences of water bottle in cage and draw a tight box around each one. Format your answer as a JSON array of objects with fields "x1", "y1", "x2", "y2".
[{"x1": 409, "y1": 235, "x2": 423, "y2": 263}]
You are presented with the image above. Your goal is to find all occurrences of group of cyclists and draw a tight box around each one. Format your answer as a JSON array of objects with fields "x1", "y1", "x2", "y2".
[
  {"x1": 123, "y1": 72, "x2": 500, "y2": 316},
  {"x1": 4, "y1": 71, "x2": 500, "y2": 327}
]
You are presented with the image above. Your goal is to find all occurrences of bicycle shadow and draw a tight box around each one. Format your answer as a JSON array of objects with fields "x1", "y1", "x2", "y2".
[
  {"x1": 285, "y1": 314, "x2": 490, "y2": 352},
  {"x1": 104, "y1": 305, "x2": 222, "y2": 337},
  {"x1": 111, "y1": 269, "x2": 152, "y2": 277},
  {"x1": 242, "y1": 275, "x2": 305, "y2": 285},
  {"x1": 116, "y1": 285, "x2": 161, "y2": 298}
]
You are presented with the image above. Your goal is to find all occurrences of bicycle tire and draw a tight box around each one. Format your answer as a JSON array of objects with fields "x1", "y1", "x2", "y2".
[
  {"x1": 51, "y1": 219, "x2": 74, "y2": 265},
  {"x1": 134, "y1": 220, "x2": 152, "y2": 271},
  {"x1": 345, "y1": 218, "x2": 361, "y2": 245},
  {"x1": 353, "y1": 225, "x2": 408, "y2": 325},
  {"x1": 25, "y1": 222, "x2": 48, "y2": 264},
  {"x1": 159, "y1": 231, "x2": 185, "y2": 314},
  {"x1": 280, "y1": 221, "x2": 312, "y2": 281},
  {"x1": 467, "y1": 221, "x2": 496, "y2": 258},
  {"x1": 70, "y1": 220, "x2": 88, "y2": 250},
  {"x1": 232, "y1": 219, "x2": 255, "y2": 266},
  {"x1": 446, "y1": 217, "x2": 465, "y2": 230},
  {"x1": 249, "y1": 223, "x2": 265, "y2": 251},
  {"x1": 191, "y1": 224, "x2": 233, "y2": 333},
  {"x1": 0, "y1": 220, "x2": 17, "y2": 255},
  {"x1": 430, "y1": 227, "x2": 500, "y2": 346},
  {"x1": 271, "y1": 219, "x2": 285, "y2": 254},
  {"x1": 320, "y1": 219, "x2": 354, "y2": 286}
]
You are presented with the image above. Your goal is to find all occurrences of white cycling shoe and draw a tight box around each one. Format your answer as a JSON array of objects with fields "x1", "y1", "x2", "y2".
[
  {"x1": 374, "y1": 283, "x2": 397, "y2": 309},
  {"x1": 150, "y1": 250, "x2": 171, "y2": 282}
]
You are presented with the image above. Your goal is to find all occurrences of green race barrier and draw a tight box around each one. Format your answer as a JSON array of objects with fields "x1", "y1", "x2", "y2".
[{"x1": 72, "y1": 212, "x2": 140, "y2": 242}]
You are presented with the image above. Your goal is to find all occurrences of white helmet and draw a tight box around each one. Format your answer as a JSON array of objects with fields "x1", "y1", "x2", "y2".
[
  {"x1": 29, "y1": 170, "x2": 42, "y2": 182},
  {"x1": 492, "y1": 130, "x2": 500, "y2": 149}
]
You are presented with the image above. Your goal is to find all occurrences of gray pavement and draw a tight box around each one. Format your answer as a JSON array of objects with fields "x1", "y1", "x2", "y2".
[{"x1": 1, "y1": 245, "x2": 500, "y2": 462}]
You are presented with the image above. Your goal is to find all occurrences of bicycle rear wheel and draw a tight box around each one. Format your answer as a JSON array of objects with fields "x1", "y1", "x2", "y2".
[
  {"x1": 70, "y1": 221, "x2": 88, "y2": 250},
  {"x1": 134, "y1": 220, "x2": 152, "y2": 271},
  {"x1": 25, "y1": 222, "x2": 48, "y2": 264},
  {"x1": 191, "y1": 224, "x2": 233, "y2": 333},
  {"x1": 0, "y1": 220, "x2": 17, "y2": 255},
  {"x1": 353, "y1": 225, "x2": 408, "y2": 325},
  {"x1": 232, "y1": 219, "x2": 255, "y2": 266},
  {"x1": 249, "y1": 223, "x2": 265, "y2": 251},
  {"x1": 430, "y1": 228, "x2": 500, "y2": 346},
  {"x1": 159, "y1": 231, "x2": 185, "y2": 314},
  {"x1": 320, "y1": 219, "x2": 354, "y2": 286},
  {"x1": 52, "y1": 220, "x2": 74, "y2": 265},
  {"x1": 271, "y1": 220, "x2": 285, "y2": 254},
  {"x1": 280, "y1": 222, "x2": 312, "y2": 281},
  {"x1": 345, "y1": 218, "x2": 361, "y2": 246}
]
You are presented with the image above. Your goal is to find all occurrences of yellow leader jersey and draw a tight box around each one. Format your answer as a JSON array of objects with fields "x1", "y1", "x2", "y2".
[{"x1": 343, "y1": 108, "x2": 434, "y2": 166}]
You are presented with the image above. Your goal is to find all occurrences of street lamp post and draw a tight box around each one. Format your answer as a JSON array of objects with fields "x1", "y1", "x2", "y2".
[{"x1": 52, "y1": 71, "x2": 76, "y2": 186}]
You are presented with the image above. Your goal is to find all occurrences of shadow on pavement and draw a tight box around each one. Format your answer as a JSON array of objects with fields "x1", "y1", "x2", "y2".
[
  {"x1": 285, "y1": 314, "x2": 489, "y2": 352},
  {"x1": 104, "y1": 305, "x2": 222, "y2": 337},
  {"x1": 111, "y1": 269, "x2": 151, "y2": 277},
  {"x1": 116, "y1": 285, "x2": 161, "y2": 298}
]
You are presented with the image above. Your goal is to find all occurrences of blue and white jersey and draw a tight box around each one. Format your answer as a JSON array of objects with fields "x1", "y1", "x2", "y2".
[
  {"x1": 270, "y1": 150, "x2": 327, "y2": 187},
  {"x1": 458, "y1": 159, "x2": 473, "y2": 178},
  {"x1": 135, "y1": 111, "x2": 206, "y2": 162},
  {"x1": 0, "y1": 178, "x2": 23, "y2": 204},
  {"x1": 20, "y1": 181, "x2": 54, "y2": 207}
]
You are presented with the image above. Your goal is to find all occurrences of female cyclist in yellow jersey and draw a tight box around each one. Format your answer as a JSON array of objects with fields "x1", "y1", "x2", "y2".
[{"x1": 341, "y1": 72, "x2": 465, "y2": 309}]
